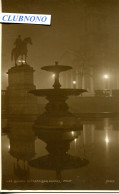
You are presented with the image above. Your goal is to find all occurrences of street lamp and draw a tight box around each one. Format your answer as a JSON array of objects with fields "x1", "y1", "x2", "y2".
[
  {"x1": 72, "y1": 80, "x2": 76, "y2": 88},
  {"x1": 103, "y1": 74, "x2": 109, "y2": 90},
  {"x1": 103, "y1": 74, "x2": 109, "y2": 79},
  {"x1": 105, "y1": 136, "x2": 109, "y2": 144}
]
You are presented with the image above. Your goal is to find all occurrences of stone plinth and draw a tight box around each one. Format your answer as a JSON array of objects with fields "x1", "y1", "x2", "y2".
[{"x1": 6, "y1": 64, "x2": 38, "y2": 118}]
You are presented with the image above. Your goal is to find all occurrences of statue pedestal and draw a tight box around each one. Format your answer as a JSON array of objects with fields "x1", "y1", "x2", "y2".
[{"x1": 6, "y1": 63, "x2": 38, "y2": 119}]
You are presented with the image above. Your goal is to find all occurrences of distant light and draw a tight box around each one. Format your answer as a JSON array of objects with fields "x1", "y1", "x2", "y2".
[
  {"x1": 8, "y1": 144, "x2": 10, "y2": 149},
  {"x1": 105, "y1": 136, "x2": 109, "y2": 144},
  {"x1": 52, "y1": 74, "x2": 55, "y2": 78},
  {"x1": 59, "y1": 121, "x2": 63, "y2": 125},
  {"x1": 71, "y1": 131, "x2": 74, "y2": 135},
  {"x1": 74, "y1": 138, "x2": 77, "y2": 142},
  {"x1": 104, "y1": 74, "x2": 109, "y2": 79},
  {"x1": 73, "y1": 80, "x2": 76, "y2": 84}
]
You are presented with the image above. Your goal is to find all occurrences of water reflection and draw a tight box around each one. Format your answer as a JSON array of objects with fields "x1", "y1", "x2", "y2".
[
  {"x1": 8, "y1": 118, "x2": 35, "y2": 180},
  {"x1": 29, "y1": 128, "x2": 89, "y2": 181},
  {"x1": 2, "y1": 117, "x2": 119, "y2": 190}
]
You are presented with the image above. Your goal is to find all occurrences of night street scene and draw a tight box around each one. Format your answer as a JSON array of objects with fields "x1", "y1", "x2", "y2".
[{"x1": 1, "y1": 0, "x2": 119, "y2": 191}]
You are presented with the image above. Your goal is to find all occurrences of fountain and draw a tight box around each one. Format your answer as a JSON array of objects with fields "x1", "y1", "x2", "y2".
[{"x1": 30, "y1": 61, "x2": 87, "y2": 132}]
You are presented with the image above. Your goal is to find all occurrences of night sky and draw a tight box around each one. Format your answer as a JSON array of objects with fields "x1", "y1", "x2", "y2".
[{"x1": 2, "y1": 0, "x2": 119, "y2": 89}]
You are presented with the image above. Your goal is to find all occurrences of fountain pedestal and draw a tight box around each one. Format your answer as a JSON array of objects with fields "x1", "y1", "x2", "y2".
[
  {"x1": 30, "y1": 62, "x2": 87, "y2": 131},
  {"x1": 29, "y1": 62, "x2": 88, "y2": 182}
]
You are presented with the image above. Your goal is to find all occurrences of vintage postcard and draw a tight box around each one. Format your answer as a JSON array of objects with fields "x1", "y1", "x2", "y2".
[{"x1": 1, "y1": 0, "x2": 119, "y2": 191}]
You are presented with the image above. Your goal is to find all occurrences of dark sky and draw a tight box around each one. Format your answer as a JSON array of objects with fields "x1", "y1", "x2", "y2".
[{"x1": 2, "y1": 0, "x2": 119, "y2": 89}]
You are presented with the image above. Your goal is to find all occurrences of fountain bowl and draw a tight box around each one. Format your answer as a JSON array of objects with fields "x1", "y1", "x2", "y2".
[{"x1": 30, "y1": 88, "x2": 87, "y2": 97}]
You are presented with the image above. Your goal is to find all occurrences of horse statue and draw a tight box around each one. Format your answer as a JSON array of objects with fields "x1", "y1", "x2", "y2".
[{"x1": 11, "y1": 35, "x2": 32, "y2": 66}]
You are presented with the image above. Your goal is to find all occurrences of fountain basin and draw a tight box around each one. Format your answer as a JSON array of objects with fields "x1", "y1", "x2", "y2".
[
  {"x1": 30, "y1": 88, "x2": 87, "y2": 96},
  {"x1": 41, "y1": 64, "x2": 72, "y2": 73},
  {"x1": 29, "y1": 154, "x2": 89, "y2": 171},
  {"x1": 30, "y1": 89, "x2": 87, "y2": 131}
]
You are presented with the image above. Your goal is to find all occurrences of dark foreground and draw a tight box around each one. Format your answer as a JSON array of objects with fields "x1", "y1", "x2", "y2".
[{"x1": 2, "y1": 116, "x2": 119, "y2": 190}]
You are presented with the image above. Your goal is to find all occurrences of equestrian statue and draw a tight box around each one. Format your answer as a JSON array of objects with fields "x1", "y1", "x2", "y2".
[{"x1": 11, "y1": 35, "x2": 32, "y2": 66}]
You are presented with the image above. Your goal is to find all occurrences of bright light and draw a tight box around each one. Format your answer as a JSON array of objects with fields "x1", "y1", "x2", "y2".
[
  {"x1": 74, "y1": 138, "x2": 77, "y2": 142},
  {"x1": 73, "y1": 80, "x2": 76, "y2": 84},
  {"x1": 71, "y1": 131, "x2": 74, "y2": 135},
  {"x1": 105, "y1": 136, "x2": 109, "y2": 144},
  {"x1": 52, "y1": 74, "x2": 55, "y2": 78},
  {"x1": 8, "y1": 144, "x2": 10, "y2": 149},
  {"x1": 18, "y1": 59, "x2": 25, "y2": 63},
  {"x1": 104, "y1": 74, "x2": 109, "y2": 79}
]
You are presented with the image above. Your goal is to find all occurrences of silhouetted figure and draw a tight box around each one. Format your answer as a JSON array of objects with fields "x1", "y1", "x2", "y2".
[
  {"x1": 11, "y1": 36, "x2": 32, "y2": 66},
  {"x1": 14, "y1": 35, "x2": 22, "y2": 51}
]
